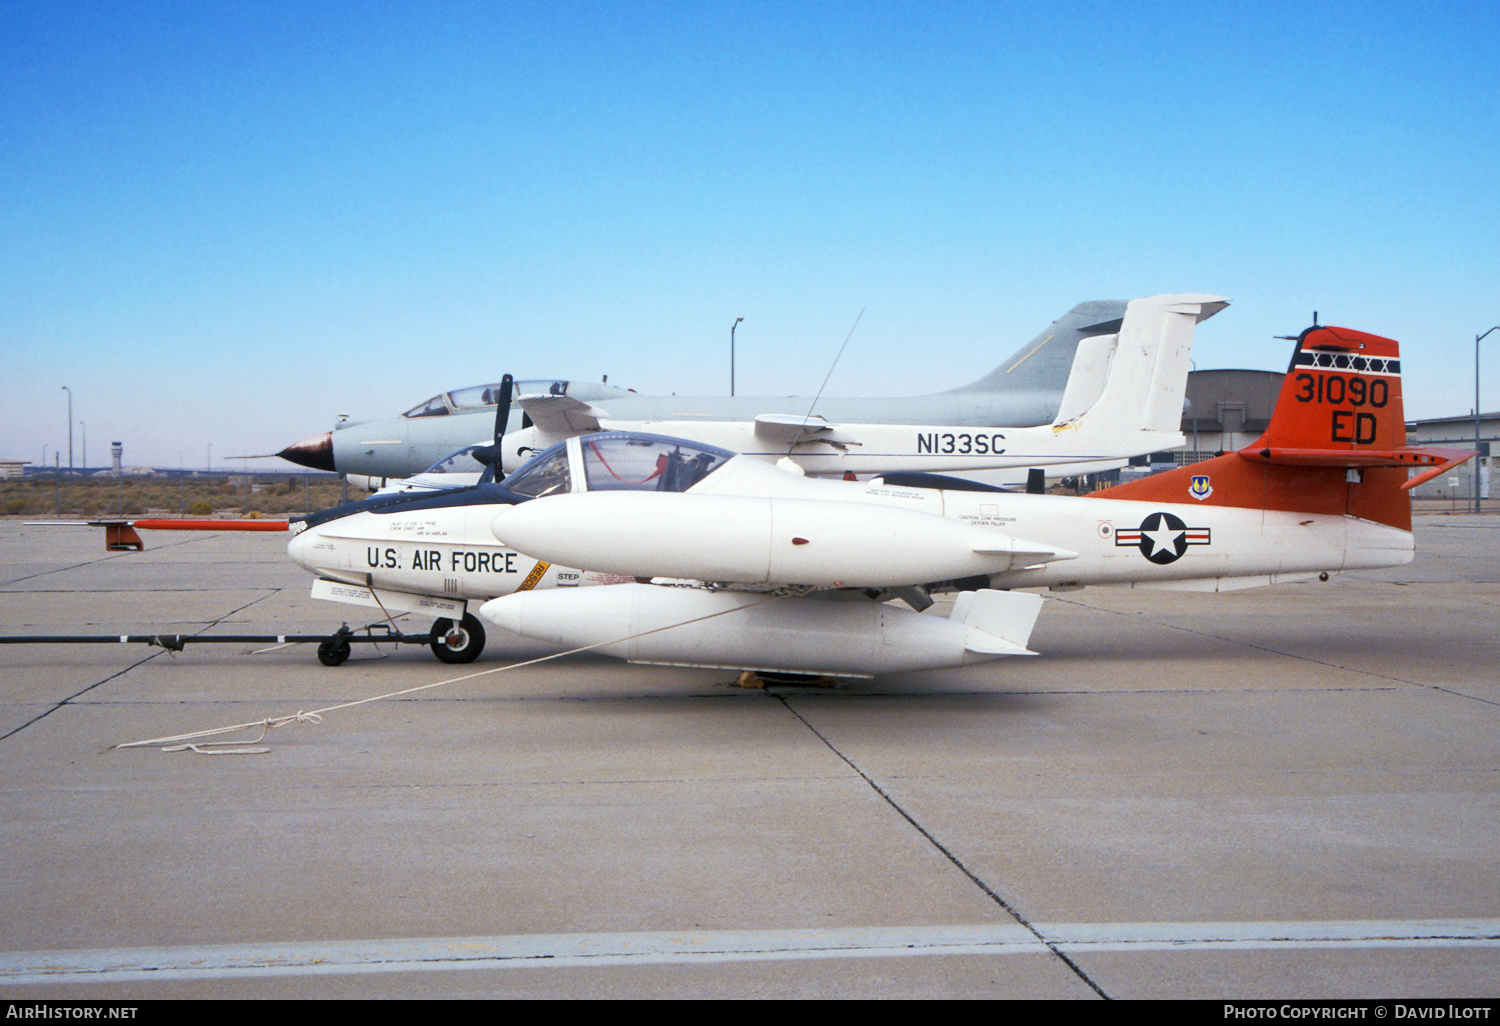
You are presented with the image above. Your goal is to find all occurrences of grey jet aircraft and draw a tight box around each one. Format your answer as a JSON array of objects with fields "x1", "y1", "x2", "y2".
[{"x1": 278, "y1": 296, "x2": 1224, "y2": 484}]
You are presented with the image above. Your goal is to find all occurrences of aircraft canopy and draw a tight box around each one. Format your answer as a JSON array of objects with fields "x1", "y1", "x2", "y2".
[
  {"x1": 404, "y1": 380, "x2": 571, "y2": 418},
  {"x1": 500, "y1": 433, "x2": 735, "y2": 499}
]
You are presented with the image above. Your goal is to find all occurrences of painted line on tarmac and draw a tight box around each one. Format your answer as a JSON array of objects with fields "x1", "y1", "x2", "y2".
[
  {"x1": 2, "y1": 919, "x2": 1497, "y2": 985},
  {"x1": 1043, "y1": 918, "x2": 1500, "y2": 950}
]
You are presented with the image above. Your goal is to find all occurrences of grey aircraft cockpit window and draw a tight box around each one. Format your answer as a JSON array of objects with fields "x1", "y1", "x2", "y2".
[
  {"x1": 581, "y1": 435, "x2": 732, "y2": 493},
  {"x1": 403, "y1": 394, "x2": 450, "y2": 418},
  {"x1": 502, "y1": 446, "x2": 572, "y2": 498},
  {"x1": 447, "y1": 384, "x2": 503, "y2": 409},
  {"x1": 448, "y1": 381, "x2": 572, "y2": 409}
]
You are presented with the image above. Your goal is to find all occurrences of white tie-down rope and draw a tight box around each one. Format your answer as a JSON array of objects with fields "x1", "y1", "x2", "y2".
[{"x1": 116, "y1": 595, "x2": 777, "y2": 755}]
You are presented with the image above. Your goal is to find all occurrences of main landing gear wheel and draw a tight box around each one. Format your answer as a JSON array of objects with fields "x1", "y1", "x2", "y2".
[{"x1": 431, "y1": 614, "x2": 486, "y2": 664}]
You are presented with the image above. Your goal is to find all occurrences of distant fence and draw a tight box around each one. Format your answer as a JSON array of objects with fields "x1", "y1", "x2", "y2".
[{"x1": 3, "y1": 469, "x2": 350, "y2": 517}]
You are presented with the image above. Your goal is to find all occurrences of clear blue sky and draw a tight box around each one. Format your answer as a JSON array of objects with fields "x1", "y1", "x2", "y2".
[{"x1": 4, "y1": 0, "x2": 1497, "y2": 469}]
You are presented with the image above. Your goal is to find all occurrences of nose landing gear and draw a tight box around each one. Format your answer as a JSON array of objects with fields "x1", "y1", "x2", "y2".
[{"x1": 431, "y1": 613, "x2": 486, "y2": 664}]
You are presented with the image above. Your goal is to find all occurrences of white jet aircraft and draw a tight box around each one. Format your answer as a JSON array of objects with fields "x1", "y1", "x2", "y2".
[
  {"x1": 279, "y1": 295, "x2": 1226, "y2": 485},
  {"x1": 283, "y1": 323, "x2": 1471, "y2": 673}
]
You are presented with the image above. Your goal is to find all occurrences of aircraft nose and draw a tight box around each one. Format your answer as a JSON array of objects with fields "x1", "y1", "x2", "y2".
[
  {"x1": 278, "y1": 431, "x2": 336, "y2": 473},
  {"x1": 285, "y1": 528, "x2": 314, "y2": 572}
]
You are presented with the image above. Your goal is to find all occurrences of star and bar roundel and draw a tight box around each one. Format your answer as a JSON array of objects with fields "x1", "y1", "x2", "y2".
[{"x1": 1114, "y1": 511, "x2": 1212, "y2": 564}]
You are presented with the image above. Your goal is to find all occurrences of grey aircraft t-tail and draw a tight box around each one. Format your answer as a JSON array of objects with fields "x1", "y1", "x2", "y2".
[{"x1": 278, "y1": 295, "x2": 1226, "y2": 483}]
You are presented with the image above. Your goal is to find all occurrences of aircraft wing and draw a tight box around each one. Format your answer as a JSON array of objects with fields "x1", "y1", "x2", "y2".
[{"x1": 516, "y1": 393, "x2": 610, "y2": 434}]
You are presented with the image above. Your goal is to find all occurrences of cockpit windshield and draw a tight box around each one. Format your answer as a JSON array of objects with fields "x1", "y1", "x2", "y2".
[
  {"x1": 502, "y1": 446, "x2": 572, "y2": 498},
  {"x1": 499, "y1": 432, "x2": 734, "y2": 499},
  {"x1": 406, "y1": 380, "x2": 576, "y2": 418},
  {"x1": 403, "y1": 394, "x2": 450, "y2": 418}
]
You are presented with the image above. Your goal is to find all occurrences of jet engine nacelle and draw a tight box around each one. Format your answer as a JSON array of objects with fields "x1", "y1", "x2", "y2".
[
  {"x1": 480, "y1": 584, "x2": 1044, "y2": 677},
  {"x1": 489, "y1": 492, "x2": 1074, "y2": 589},
  {"x1": 343, "y1": 474, "x2": 389, "y2": 493}
]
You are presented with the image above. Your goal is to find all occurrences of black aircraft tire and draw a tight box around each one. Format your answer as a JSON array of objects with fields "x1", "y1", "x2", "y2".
[
  {"x1": 317, "y1": 638, "x2": 351, "y2": 667},
  {"x1": 431, "y1": 614, "x2": 486, "y2": 664}
]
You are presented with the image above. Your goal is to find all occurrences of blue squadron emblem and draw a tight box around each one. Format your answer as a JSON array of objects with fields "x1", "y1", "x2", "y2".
[{"x1": 1189, "y1": 475, "x2": 1213, "y2": 501}]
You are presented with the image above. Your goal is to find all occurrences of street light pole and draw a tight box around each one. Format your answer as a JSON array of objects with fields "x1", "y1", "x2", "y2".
[
  {"x1": 730, "y1": 317, "x2": 743, "y2": 396},
  {"x1": 1477, "y1": 326, "x2": 1499, "y2": 514},
  {"x1": 61, "y1": 386, "x2": 72, "y2": 473}
]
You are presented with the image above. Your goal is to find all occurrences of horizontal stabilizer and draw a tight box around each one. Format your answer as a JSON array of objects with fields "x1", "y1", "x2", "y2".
[
  {"x1": 951, "y1": 589, "x2": 1044, "y2": 656},
  {"x1": 753, "y1": 413, "x2": 836, "y2": 443},
  {"x1": 515, "y1": 393, "x2": 608, "y2": 434},
  {"x1": 1240, "y1": 445, "x2": 1476, "y2": 491}
]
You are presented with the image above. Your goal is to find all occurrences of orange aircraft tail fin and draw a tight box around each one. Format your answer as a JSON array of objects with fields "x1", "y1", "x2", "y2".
[{"x1": 1093, "y1": 325, "x2": 1474, "y2": 531}]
